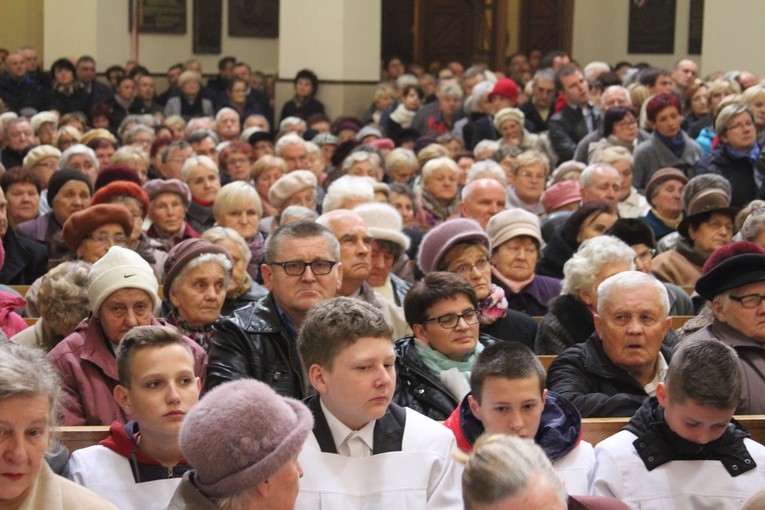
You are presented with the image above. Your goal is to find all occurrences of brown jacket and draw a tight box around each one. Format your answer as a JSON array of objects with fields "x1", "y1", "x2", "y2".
[{"x1": 651, "y1": 248, "x2": 702, "y2": 288}]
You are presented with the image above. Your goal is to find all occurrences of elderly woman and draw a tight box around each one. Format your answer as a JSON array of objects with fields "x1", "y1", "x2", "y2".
[
  {"x1": 17, "y1": 169, "x2": 93, "y2": 259},
  {"x1": 506, "y1": 149, "x2": 549, "y2": 215},
  {"x1": 55, "y1": 124, "x2": 82, "y2": 152},
  {"x1": 144, "y1": 178, "x2": 199, "y2": 251},
  {"x1": 47, "y1": 58, "x2": 90, "y2": 115},
  {"x1": 587, "y1": 106, "x2": 642, "y2": 163},
  {"x1": 202, "y1": 227, "x2": 267, "y2": 315},
  {"x1": 91, "y1": 180, "x2": 166, "y2": 279},
  {"x1": 60, "y1": 143, "x2": 99, "y2": 185},
  {"x1": 341, "y1": 150, "x2": 383, "y2": 180},
  {"x1": 423, "y1": 82, "x2": 463, "y2": 137},
  {"x1": 535, "y1": 236, "x2": 635, "y2": 355},
  {"x1": 46, "y1": 246, "x2": 207, "y2": 426},
  {"x1": 109, "y1": 145, "x2": 150, "y2": 183},
  {"x1": 537, "y1": 200, "x2": 619, "y2": 279},
  {"x1": 0, "y1": 344, "x2": 118, "y2": 509},
  {"x1": 61, "y1": 203, "x2": 133, "y2": 263},
  {"x1": 417, "y1": 218, "x2": 538, "y2": 349},
  {"x1": 12, "y1": 261, "x2": 90, "y2": 352},
  {"x1": 23, "y1": 144, "x2": 61, "y2": 191},
  {"x1": 268, "y1": 170, "x2": 317, "y2": 216},
  {"x1": 322, "y1": 174, "x2": 375, "y2": 212},
  {"x1": 385, "y1": 147, "x2": 418, "y2": 185},
  {"x1": 696, "y1": 104, "x2": 761, "y2": 207},
  {"x1": 487, "y1": 209, "x2": 561, "y2": 317},
  {"x1": 594, "y1": 145, "x2": 648, "y2": 219},
  {"x1": 218, "y1": 140, "x2": 255, "y2": 185},
  {"x1": 633, "y1": 94, "x2": 703, "y2": 191},
  {"x1": 639, "y1": 167, "x2": 688, "y2": 241},
  {"x1": 164, "y1": 70, "x2": 214, "y2": 121},
  {"x1": 742, "y1": 207, "x2": 765, "y2": 248},
  {"x1": 181, "y1": 155, "x2": 221, "y2": 234},
  {"x1": 740, "y1": 84, "x2": 765, "y2": 145},
  {"x1": 161, "y1": 238, "x2": 232, "y2": 350},
  {"x1": 394, "y1": 272, "x2": 501, "y2": 421},
  {"x1": 652, "y1": 187, "x2": 738, "y2": 287},
  {"x1": 0, "y1": 167, "x2": 41, "y2": 228},
  {"x1": 415, "y1": 156, "x2": 461, "y2": 230},
  {"x1": 493, "y1": 107, "x2": 540, "y2": 151},
  {"x1": 213, "y1": 181, "x2": 265, "y2": 281},
  {"x1": 252, "y1": 155, "x2": 286, "y2": 218}
]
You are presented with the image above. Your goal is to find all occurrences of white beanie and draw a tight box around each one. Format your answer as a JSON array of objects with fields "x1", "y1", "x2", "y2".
[{"x1": 87, "y1": 246, "x2": 159, "y2": 317}]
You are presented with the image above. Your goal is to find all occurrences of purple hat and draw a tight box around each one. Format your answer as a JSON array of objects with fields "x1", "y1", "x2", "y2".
[
  {"x1": 180, "y1": 379, "x2": 313, "y2": 499},
  {"x1": 143, "y1": 178, "x2": 191, "y2": 207},
  {"x1": 163, "y1": 238, "x2": 233, "y2": 298},
  {"x1": 417, "y1": 218, "x2": 489, "y2": 274}
]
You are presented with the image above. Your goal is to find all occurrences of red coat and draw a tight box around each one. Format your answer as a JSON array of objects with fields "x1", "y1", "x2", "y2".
[{"x1": 47, "y1": 315, "x2": 207, "y2": 425}]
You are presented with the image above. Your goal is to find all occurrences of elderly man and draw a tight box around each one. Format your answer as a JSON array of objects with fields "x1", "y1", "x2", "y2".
[
  {"x1": 547, "y1": 271, "x2": 674, "y2": 418},
  {"x1": 275, "y1": 132, "x2": 310, "y2": 171},
  {"x1": 205, "y1": 221, "x2": 342, "y2": 398},
  {"x1": 579, "y1": 163, "x2": 622, "y2": 209},
  {"x1": 548, "y1": 65, "x2": 602, "y2": 162},
  {"x1": 460, "y1": 178, "x2": 507, "y2": 230},
  {"x1": 520, "y1": 69, "x2": 556, "y2": 133},
  {"x1": 0, "y1": 51, "x2": 44, "y2": 113},
  {"x1": 214, "y1": 107, "x2": 241, "y2": 142},
  {"x1": 158, "y1": 141, "x2": 195, "y2": 180},
  {"x1": 1, "y1": 117, "x2": 35, "y2": 169},
  {"x1": 686, "y1": 242, "x2": 765, "y2": 414},
  {"x1": 316, "y1": 209, "x2": 410, "y2": 338}
]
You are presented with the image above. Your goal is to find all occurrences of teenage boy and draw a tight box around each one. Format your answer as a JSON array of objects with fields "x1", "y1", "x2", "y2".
[
  {"x1": 591, "y1": 338, "x2": 765, "y2": 508},
  {"x1": 69, "y1": 325, "x2": 201, "y2": 510},
  {"x1": 443, "y1": 341, "x2": 595, "y2": 495},
  {"x1": 296, "y1": 297, "x2": 462, "y2": 509}
]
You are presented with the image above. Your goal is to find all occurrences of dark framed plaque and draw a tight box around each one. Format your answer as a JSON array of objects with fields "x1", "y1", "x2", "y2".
[
  {"x1": 628, "y1": 0, "x2": 676, "y2": 54},
  {"x1": 193, "y1": 0, "x2": 222, "y2": 54},
  {"x1": 130, "y1": 0, "x2": 187, "y2": 34},
  {"x1": 228, "y1": 0, "x2": 280, "y2": 38},
  {"x1": 688, "y1": 0, "x2": 704, "y2": 55}
]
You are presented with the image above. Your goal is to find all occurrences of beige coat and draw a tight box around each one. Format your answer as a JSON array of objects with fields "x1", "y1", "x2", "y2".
[
  {"x1": 18, "y1": 462, "x2": 117, "y2": 510},
  {"x1": 651, "y1": 249, "x2": 702, "y2": 288}
]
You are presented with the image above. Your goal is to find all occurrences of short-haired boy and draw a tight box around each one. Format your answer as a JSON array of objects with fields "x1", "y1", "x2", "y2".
[
  {"x1": 296, "y1": 296, "x2": 463, "y2": 508},
  {"x1": 591, "y1": 338, "x2": 765, "y2": 508},
  {"x1": 69, "y1": 325, "x2": 202, "y2": 510},
  {"x1": 443, "y1": 341, "x2": 595, "y2": 495}
]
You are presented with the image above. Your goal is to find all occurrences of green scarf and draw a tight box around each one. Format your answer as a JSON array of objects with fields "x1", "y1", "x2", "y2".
[{"x1": 414, "y1": 338, "x2": 484, "y2": 383}]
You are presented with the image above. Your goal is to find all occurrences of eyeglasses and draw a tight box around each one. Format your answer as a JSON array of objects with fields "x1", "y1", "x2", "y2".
[
  {"x1": 88, "y1": 233, "x2": 128, "y2": 246},
  {"x1": 705, "y1": 220, "x2": 733, "y2": 232},
  {"x1": 517, "y1": 171, "x2": 546, "y2": 181},
  {"x1": 269, "y1": 260, "x2": 337, "y2": 276},
  {"x1": 614, "y1": 118, "x2": 637, "y2": 128},
  {"x1": 633, "y1": 249, "x2": 655, "y2": 264},
  {"x1": 729, "y1": 293, "x2": 765, "y2": 309},
  {"x1": 452, "y1": 259, "x2": 491, "y2": 277},
  {"x1": 422, "y1": 309, "x2": 481, "y2": 329},
  {"x1": 727, "y1": 120, "x2": 755, "y2": 132}
]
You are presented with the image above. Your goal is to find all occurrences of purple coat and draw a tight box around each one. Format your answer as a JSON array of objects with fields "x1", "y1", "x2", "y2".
[{"x1": 46, "y1": 315, "x2": 207, "y2": 426}]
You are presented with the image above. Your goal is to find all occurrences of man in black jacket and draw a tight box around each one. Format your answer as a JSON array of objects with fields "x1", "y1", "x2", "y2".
[
  {"x1": 548, "y1": 65, "x2": 602, "y2": 162},
  {"x1": 205, "y1": 221, "x2": 342, "y2": 398},
  {"x1": 547, "y1": 271, "x2": 674, "y2": 418}
]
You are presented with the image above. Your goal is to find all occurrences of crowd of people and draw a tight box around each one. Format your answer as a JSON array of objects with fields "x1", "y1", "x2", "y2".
[{"x1": 1, "y1": 44, "x2": 765, "y2": 508}]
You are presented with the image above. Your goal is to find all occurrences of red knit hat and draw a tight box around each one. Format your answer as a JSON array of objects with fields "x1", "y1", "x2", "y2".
[
  {"x1": 92, "y1": 181, "x2": 150, "y2": 217},
  {"x1": 488, "y1": 78, "x2": 519, "y2": 103}
]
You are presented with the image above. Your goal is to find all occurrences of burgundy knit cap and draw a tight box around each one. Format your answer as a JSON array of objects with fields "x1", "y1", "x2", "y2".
[
  {"x1": 162, "y1": 238, "x2": 233, "y2": 298},
  {"x1": 417, "y1": 218, "x2": 489, "y2": 274},
  {"x1": 62, "y1": 204, "x2": 134, "y2": 252},
  {"x1": 92, "y1": 181, "x2": 150, "y2": 217},
  {"x1": 94, "y1": 165, "x2": 142, "y2": 191},
  {"x1": 696, "y1": 241, "x2": 765, "y2": 300},
  {"x1": 180, "y1": 379, "x2": 313, "y2": 499}
]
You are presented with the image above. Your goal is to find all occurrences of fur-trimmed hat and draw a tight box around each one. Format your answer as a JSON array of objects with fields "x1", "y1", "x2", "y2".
[
  {"x1": 268, "y1": 170, "x2": 317, "y2": 210},
  {"x1": 87, "y1": 245, "x2": 159, "y2": 316},
  {"x1": 62, "y1": 204, "x2": 134, "y2": 252},
  {"x1": 92, "y1": 181, "x2": 150, "y2": 217},
  {"x1": 180, "y1": 379, "x2": 313, "y2": 499},
  {"x1": 417, "y1": 218, "x2": 489, "y2": 274},
  {"x1": 162, "y1": 238, "x2": 232, "y2": 298}
]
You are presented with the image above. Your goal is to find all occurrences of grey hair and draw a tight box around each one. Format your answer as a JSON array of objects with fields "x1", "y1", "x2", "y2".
[
  {"x1": 60, "y1": 143, "x2": 99, "y2": 171},
  {"x1": 579, "y1": 163, "x2": 619, "y2": 189},
  {"x1": 601, "y1": 85, "x2": 633, "y2": 108},
  {"x1": 421, "y1": 156, "x2": 459, "y2": 181},
  {"x1": 715, "y1": 103, "x2": 753, "y2": 136},
  {"x1": 304, "y1": 141, "x2": 320, "y2": 157},
  {"x1": 597, "y1": 270, "x2": 669, "y2": 317},
  {"x1": 125, "y1": 124, "x2": 156, "y2": 144},
  {"x1": 473, "y1": 139, "x2": 500, "y2": 158},
  {"x1": 465, "y1": 160, "x2": 507, "y2": 186},
  {"x1": 215, "y1": 107, "x2": 239, "y2": 122},
  {"x1": 274, "y1": 133, "x2": 306, "y2": 155},
  {"x1": 562, "y1": 236, "x2": 636, "y2": 295},
  {"x1": 457, "y1": 434, "x2": 567, "y2": 510},
  {"x1": 533, "y1": 69, "x2": 555, "y2": 84},
  {"x1": 181, "y1": 155, "x2": 219, "y2": 182},
  {"x1": 277, "y1": 205, "x2": 319, "y2": 228},
  {"x1": 263, "y1": 220, "x2": 339, "y2": 264},
  {"x1": 683, "y1": 174, "x2": 731, "y2": 207},
  {"x1": 341, "y1": 151, "x2": 380, "y2": 174},
  {"x1": 202, "y1": 226, "x2": 252, "y2": 265},
  {"x1": 741, "y1": 207, "x2": 765, "y2": 242},
  {"x1": 385, "y1": 148, "x2": 418, "y2": 177},
  {"x1": 0, "y1": 343, "x2": 62, "y2": 437},
  {"x1": 514, "y1": 149, "x2": 550, "y2": 175},
  {"x1": 665, "y1": 338, "x2": 742, "y2": 409},
  {"x1": 322, "y1": 175, "x2": 375, "y2": 213},
  {"x1": 169, "y1": 252, "x2": 233, "y2": 296},
  {"x1": 583, "y1": 61, "x2": 610, "y2": 81}
]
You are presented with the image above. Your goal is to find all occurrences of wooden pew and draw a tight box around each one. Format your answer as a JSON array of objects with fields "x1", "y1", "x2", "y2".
[{"x1": 538, "y1": 355, "x2": 556, "y2": 371}]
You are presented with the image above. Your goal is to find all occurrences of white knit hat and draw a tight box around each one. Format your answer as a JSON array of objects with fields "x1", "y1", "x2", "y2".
[
  {"x1": 87, "y1": 246, "x2": 159, "y2": 317},
  {"x1": 353, "y1": 202, "x2": 410, "y2": 250}
]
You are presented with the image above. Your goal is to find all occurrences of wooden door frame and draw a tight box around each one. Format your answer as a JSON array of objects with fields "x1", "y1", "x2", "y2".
[{"x1": 519, "y1": 0, "x2": 574, "y2": 56}]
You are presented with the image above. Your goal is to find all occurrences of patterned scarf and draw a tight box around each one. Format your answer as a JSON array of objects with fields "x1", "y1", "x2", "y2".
[
  {"x1": 166, "y1": 308, "x2": 214, "y2": 351},
  {"x1": 479, "y1": 284, "x2": 508, "y2": 325}
]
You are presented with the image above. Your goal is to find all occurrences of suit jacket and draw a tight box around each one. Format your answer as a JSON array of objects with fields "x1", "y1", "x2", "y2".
[
  {"x1": 549, "y1": 104, "x2": 602, "y2": 161},
  {"x1": 0, "y1": 227, "x2": 48, "y2": 285}
]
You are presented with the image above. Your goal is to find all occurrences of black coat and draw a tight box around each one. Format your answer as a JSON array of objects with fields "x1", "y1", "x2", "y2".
[
  {"x1": 548, "y1": 105, "x2": 602, "y2": 162},
  {"x1": 536, "y1": 228, "x2": 576, "y2": 280},
  {"x1": 393, "y1": 333, "x2": 500, "y2": 421},
  {"x1": 520, "y1": 100, "x2": 554, "y2": 134},
  {"x1": 0, "y1": 227, "x2": 48, "y2": 285},
  {"x1": 206, "y1": 293, "x2": 309, "y2": 399},
  {"x1": 546, "y1": 332, "x2": 674, "y2": 418},
  {"x1": 696, "y1": 144, "x2": 765, "y2": 207}
]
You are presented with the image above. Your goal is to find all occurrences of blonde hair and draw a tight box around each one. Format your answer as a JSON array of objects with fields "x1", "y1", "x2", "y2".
[{"x1": 213, "y1": 181, "x2": 263, "y2": 221}]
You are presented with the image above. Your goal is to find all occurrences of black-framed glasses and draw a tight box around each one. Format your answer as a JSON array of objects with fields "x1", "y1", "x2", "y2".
[
  {"x1": 269, "y1": 260, "x2": 337, "y2": 276},
  {"x1": 422, "y1": 309, "x2": 481, "y2": 329},
  {"x1": 729, "y1": 293, "x2": 765, "y2": 309}
]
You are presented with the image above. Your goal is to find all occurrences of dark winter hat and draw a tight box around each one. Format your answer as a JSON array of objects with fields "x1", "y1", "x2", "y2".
[
  {"x1": 696, "y1": 241, "x2": 765, "y2": 300},
  {"x1": 162, "y1": 238, "x2": 232, "y2": 298},
  {"x1": 94, "y1": 165, "x2": 142, "y2": 191},
  {"x1": 605, "y1": 218, "x2": 656, "y2": 249},
  {"x1": 46, "y1": 168, "x2": 93, "y2": 207},
  {"x1": 677, "y1": 188, "x2": 740, "y2": 239},
  {"x1": 92, "y1": 180, "x2": 150, "y2": 217},
  {"x1": 417, "y1": 218, "x2": 489, "y2": 274},
  {"x1": 180, "y1": 379, "x2": 313, "y2": 499}
]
